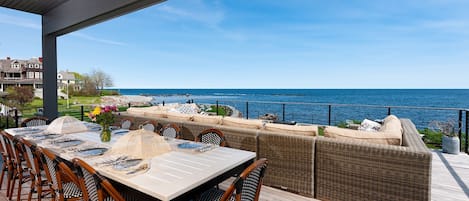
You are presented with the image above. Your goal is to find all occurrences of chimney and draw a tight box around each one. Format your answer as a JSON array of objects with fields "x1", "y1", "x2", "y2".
[
  {"x1": 6, "y1": 57, "x2": 10, "y2": 60},
  {"x1": 38, "y1": 57, "x2": 43, "y2": 63}
]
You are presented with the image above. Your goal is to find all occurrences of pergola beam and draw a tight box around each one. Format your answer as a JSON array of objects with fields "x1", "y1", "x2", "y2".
[
  {"x1": 43, "y1": 0, "x2": 165, "y2": 36},
  {"x1": 38, "y1": 0, "x2": 165, "y2": 120}
]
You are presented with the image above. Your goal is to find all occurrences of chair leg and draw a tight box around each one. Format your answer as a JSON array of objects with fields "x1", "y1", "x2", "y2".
[
  {"x1": 16, "y1": 172, "x2": 23, "y2": 201},
  {"x1": 9, "y1": 169, "x2": 17, "y2": 200},
  {"x1": 37, "y1": 182, "x2": 42, "y2": 201},
  {"x1": 28, "y1": 177, "x2": 35, "y2": 201},
  {"x1": 0, "y1": 163, "x2": 6, "y2": 190}
]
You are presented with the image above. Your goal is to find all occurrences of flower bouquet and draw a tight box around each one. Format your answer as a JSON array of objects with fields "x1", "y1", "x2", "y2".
[{"x1": 87, "y1": 105, "x2": 118, "y2": 142}]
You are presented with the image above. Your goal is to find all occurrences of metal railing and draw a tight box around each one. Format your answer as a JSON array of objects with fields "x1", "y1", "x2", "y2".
[{"x1": 2, "y1": 100, "x2": 468, "y2": 154}]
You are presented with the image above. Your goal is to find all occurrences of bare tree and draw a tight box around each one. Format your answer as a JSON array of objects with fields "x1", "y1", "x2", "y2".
[{"x1": 90, "y1": 69, "x2": 113, "y2": 90}]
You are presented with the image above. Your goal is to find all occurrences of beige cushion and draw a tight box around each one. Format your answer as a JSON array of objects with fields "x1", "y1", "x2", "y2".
[
  {"x1": 193, "y1": 114, "x2": 223, "y2": 124},
  {"x1": 222, "y1": 117, "x2": 264, "y2": 129},
  {"x1": 166, "y1": 112, "x2": 193, "y2": 121},
  {"x1": 126, "y1": 107, "x2": 146, "y2": 115},
  {"x1": 144, "y1": 111, "x2": 167, "y2": 118},
  {"x1": 264, "y1": 123, "x2": 317, "y2": 136},
  {"x1": 380, "y1": 115, "x2": 402, "y2": 134},
  {"x1": 324, "y1": 126, "x2": 402, "y2": 145}
]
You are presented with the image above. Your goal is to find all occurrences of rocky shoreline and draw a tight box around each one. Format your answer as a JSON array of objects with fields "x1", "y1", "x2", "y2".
[{"x1": 101, "y1": 95, "x2": 153, "y2": 106}]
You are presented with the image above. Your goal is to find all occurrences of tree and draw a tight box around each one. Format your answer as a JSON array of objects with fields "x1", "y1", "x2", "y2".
[
  {"x1": 5, "y1": 86, "x2": 34, "y2": 110},
  {"x1": 79, "y1": 74, "x2": 99, "y2": 96},
  {"x1": 90, "y1": 69, "x2": 113, "y2": 90}
]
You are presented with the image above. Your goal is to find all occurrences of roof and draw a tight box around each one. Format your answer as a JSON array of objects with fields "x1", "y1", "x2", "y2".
[
  {"x1": 0, "y1": 0, "x2": 69, "y2": 15},
  {"x1": 57, "y1": 71, "x2": 76, "y2": 80}
]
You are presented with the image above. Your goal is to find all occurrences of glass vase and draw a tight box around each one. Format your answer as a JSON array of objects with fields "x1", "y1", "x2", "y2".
[{"x1": 101, "y1": 124, "x2": 111, "y2": 142}]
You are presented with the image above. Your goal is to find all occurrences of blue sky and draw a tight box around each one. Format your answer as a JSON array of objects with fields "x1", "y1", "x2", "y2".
[{"x1": 1, "y1": 0, "x2": 469, "y2": 89}]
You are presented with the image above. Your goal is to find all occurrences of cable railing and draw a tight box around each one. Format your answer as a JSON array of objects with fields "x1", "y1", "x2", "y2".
[{"x1": 1, "y1": 100, "x2": 468, "y2": 154}]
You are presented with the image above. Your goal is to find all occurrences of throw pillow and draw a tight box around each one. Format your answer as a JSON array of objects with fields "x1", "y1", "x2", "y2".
[{"x1": 358, "y1": 119, "x2": 381, "y2": 132}]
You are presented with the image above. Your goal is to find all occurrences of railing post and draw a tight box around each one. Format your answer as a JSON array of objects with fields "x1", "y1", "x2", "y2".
[
  {"x1": 81, "y1": 105, "x2": 84, "y2": 121},
  {"x1": 5, "y1": 113, "x2": 9, "y2": 129},
  {"x1": 128, "y1": 103, "x2": 131, "y2": 108},
  {"x1": 328, "y1": 105, "x2": 332, "y2": 126},
  {"x1": 282, "y1": 103, "x2": 286, "y2": 121},
  {"x1": 387, "y1": 107, "x2": 391, "y2": 115},
  {"x1": 458, "y1": 110, "x2": 463, "y2": 151},
  {"x1": 466, "y1": 110, "x2": 469, "y2": 154},
  {"x1": 216, "y1": 100, "x2": 219, "y2": 116},
  {"x1": 162, "y1": 101, "x2": 165, "y2": 106},
  {"x1": 246, "y1": 102, "x2": 249, "y2": 119},
  {"x1": 14, "y1": 109, "x2": 18, "y2": 128}
]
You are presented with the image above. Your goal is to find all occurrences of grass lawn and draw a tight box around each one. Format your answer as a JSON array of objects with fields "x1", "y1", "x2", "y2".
[{"x1": 22, "y1": 96, "x2": 103, "y2": 119}]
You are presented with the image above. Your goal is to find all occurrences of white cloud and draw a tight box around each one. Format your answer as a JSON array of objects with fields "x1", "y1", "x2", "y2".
[
  {"x1": 0, "y1": 13, "x2": 40, "y2": 29},
  {"x1": 69, "y1": 32, "x2": 127, "y2": 46}
]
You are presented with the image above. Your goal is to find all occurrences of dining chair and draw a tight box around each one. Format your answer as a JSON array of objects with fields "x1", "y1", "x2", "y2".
[
  {"x1": 160, "y1": 123, "x2": 181, "y2": 139},
  {"x1": 4, "y1": 132, "x2": 30, "y2": 201},
  {"x1": 199, "y1": 158, "x2": 268, "y2": 201},
  {"x1": 73, "y1": 158, "x2": 125, "y2": 201},
  {"x1": 120, "y1": 118, "x2": 133, "y2": 130},
  {"x1": 20, "y1": 139, "x2": 51, "y2": 201},
  {"x1": 139, "y1": 120, "x2": 158, "y2": 133},
  {"x1": 0, "y1": 132, "x2": 13, "y2": 196},
  {"x1": 38, "y1": 147, "x2": 83, "y2": 201},
  {"x1": 195, "y1": 128, "x2": 226, "y2": 147},
  {"x1": 20, "y1": 116, "x2": 49, "y2": 127}
]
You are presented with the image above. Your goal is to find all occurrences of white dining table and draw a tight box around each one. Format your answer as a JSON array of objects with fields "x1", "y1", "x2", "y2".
[{"x1": 6, "y1": 125, "x2": 256, "y2": 201}]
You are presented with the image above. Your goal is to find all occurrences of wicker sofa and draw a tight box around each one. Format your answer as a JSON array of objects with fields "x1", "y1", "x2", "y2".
[{"x1": 115, "y1": 112, "x2": 431, "y2": 200}]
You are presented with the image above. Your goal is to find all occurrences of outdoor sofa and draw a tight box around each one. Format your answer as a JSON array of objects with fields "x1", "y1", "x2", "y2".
[{"x1": 116, "y1": 110, "x2": 432, "y2": 201}]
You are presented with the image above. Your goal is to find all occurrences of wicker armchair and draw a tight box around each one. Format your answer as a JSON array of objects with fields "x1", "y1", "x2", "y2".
[
  {"x1": 20, "y1": 139, "x2": 51, "y2": 201},
  {"x1": 3, "y1": 132, "x2": 30, "y2": 201},
  {"x1": 139, "y1": 120, "x2": 158, "y2": 133},
  {"x1": 21, "y1": 116, "x2": 48, "y2": 127},
  {"x1": 38, "y1": 147, "x2": 83, "y2": 201},
  {"x1": 73, "y1": 158, "x2": 125, "y2": 201},
  {"x1": 199, "y1": 158, "x2": 268, "y2": 201},
  {"x1": 196, "y1": 128, "x2": 226, "y2": 147},
  {"x1": 160, "y1": 123, "x2": 181, "y2": 139}
]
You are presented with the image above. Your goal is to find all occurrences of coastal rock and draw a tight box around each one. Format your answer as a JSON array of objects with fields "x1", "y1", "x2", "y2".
[{"x1": 101, "y1": 95, "x2": 152, "y2": 106}]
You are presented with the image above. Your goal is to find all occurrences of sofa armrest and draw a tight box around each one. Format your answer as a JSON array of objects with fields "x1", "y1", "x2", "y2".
[
  {"x1": 315, "y1": 137, "x2": 432, "y2": 201},
  {"x1": 258, "y1": 131, "x2": 315, "y2": 197}
]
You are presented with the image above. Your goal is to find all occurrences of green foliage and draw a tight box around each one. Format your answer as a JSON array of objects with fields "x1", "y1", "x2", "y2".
[
  {"x1": 207, "y1": 105, "x2": 227, "y2": 116},
  {"x1": 4, "y1": 86, "x2": 34, "y2": 110},
  {"x1": 0, "y1": 116, "x2": 17, "y2": 129},
  {"x1": 100, "y1": 90, "x2": 120, "y2": 96},
  {"x1": 420, "y1": 128, "x2": 443, "y2": 149}
]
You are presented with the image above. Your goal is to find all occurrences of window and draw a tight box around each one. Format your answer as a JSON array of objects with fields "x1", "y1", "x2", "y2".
[
  {"x1": 27, "y1": 72, "x2": 35, "y2": 79},
  {"x1": 35, "y1": 64, "x2": 40, "y2": 68},
  {"x1": 35, "y1": 72, "x2": 41, "y2": 79},
  {"x1": 29, "y1": 64, "x2": 33, "y2": 68}
]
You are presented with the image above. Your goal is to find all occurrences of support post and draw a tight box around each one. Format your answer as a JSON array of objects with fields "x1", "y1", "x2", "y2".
[
  {"x1": 42, "y1": 30, "x2": 59, "y2": 120},
  {"x1": 6, "y1": 113, "x2": 9, "y2": 129},
  {"x1": 14, "y1": 109, "x2": 18, "y2": 128},
  {"x1": 81, "y1": 105, "x2": 84, "y2": 121},
  {"x1": 216, "y1": 100, "x2": 219, "y2": 116},
  {"x1": 246, "y1": 102, "x2": 249, "y2": 119},
  {"x1": 282, "y1": 104, "x2": 286, "y2": 121},
  {"x1": 466, "y1": 110, "x2": 469, "y2": 154},
  {"x1": 328, "y1": 105, "x2": 332, "y2": 126},
  {"x1": 459, "y1": 110, "x2": 463, "y2": 151}
]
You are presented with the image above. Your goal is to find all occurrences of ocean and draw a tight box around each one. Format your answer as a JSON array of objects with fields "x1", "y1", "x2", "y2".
[{"x1": 117, "y1": 89, "x2": 469, "y2": 129}]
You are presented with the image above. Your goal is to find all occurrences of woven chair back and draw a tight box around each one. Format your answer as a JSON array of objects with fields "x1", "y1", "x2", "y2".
[
  {"x1": 21, "y1": 116, "x2": 48, "y2": 127},
  {"x1": 161, "y1": 124, "x2": 180, "y2": 138},
  {"x1": 196, "y1": 128, "x2": 226, "y2": 146}
]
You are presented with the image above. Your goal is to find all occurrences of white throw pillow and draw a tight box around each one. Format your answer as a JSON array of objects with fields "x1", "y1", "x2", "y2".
[{"x1": 358, "y1": 119, "x2": 381, "y2": 132}]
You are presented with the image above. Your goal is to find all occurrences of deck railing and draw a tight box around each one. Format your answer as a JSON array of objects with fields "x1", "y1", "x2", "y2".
[{"x1": 2, "y1": 100, "x2": 468, "y2": 154}]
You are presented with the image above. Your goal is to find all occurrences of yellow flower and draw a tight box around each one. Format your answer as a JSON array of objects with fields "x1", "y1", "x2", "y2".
[{"x1": 92, "y1": 106, "x2": 101, "y2": 115}]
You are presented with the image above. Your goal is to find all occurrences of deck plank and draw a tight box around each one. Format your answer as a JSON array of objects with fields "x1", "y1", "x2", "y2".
[{"x1": 1, "y1": 150, "x2": 468, "y2": 201}]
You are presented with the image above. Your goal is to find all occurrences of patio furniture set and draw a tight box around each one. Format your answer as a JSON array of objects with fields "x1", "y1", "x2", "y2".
[
  {"x1": 0, "y1": 117, "x2": 268, "y2": 201},
  {"x1": 120, "y1": 108, "x2": 433, "y2": 201}
]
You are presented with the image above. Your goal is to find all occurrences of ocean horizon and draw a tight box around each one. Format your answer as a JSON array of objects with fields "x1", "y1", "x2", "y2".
[{"x1": 116, "y1": 89, "x2": 469, "y2": 129}]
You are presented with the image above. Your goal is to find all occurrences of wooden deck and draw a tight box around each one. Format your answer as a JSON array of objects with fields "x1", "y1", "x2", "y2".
[{"x1": 1, "y1": 150, "x2": 467, "y2": 201}]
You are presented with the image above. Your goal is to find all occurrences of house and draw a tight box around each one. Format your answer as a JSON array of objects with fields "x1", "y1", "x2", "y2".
[
  {"x1": 0, "y1": 57, "x2": 81, "y2": 92},
  {"x1": 0, "y1": 57, "x2": 43, "y2": 92}
]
